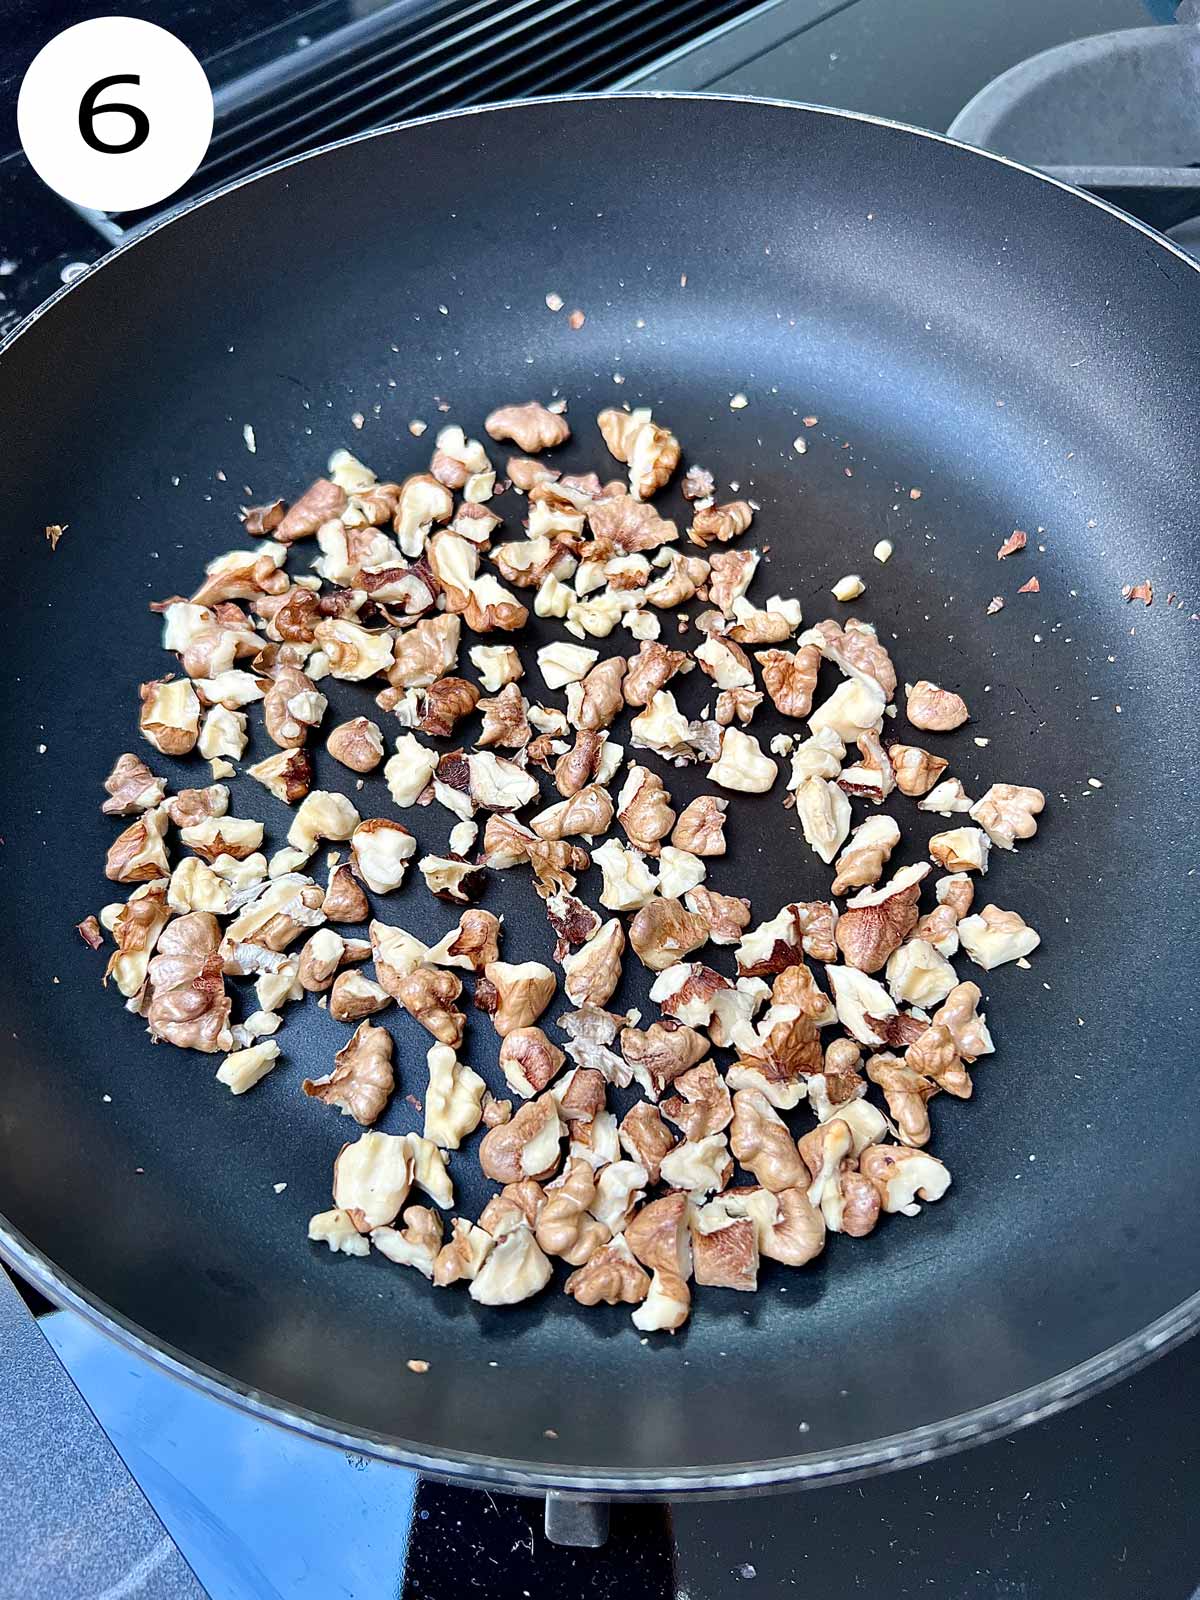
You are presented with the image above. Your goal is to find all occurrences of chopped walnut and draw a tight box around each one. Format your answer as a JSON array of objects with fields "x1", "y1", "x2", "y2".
[
  {"x1": 620, "y1": 1018, "x2": 708, "y2": 1100},
  {"x1": 262, "y1": 664, "x2": 324, "y2": 749},
  {"x1": 859, "y1": 1144, "x2": 951, "y2": 1212},
  {"x1": 671, "y1": 795, "x2": 728, "y2": 855},
  {"x1": 425, "y1": 907, "x2": 502, "y2": 971},
  {"x1": 617, "y1": 764, "x2": 675, "y2": 854},
  {"x1": 485, "y1": 401, "x2": 570, "y2": 452},
  {"x1": 535, "y1": 1160, "x2": 611, "y2": 1265},
  {"x1": 476, "y1": 682, "x2": 530, "y2": 748},
  {"x1": 387, "y1": 614, "x2": 460, "y2": 690},
  {"x1": 191, "y1": 543, "x2": 289, "y2": 606},
  {"x1": 918, "y1": 778, "x2": 974, "y2": 817},
  {"x1": 708, "y1": 727, "x2": 777, "y2": 793},
  {"x1": 628, "y1": 897, "x2": 710, "y2": 971},
  {"x1": 372, "y1": 1205, "x2": 444, "y2": 1279},
  {"x1": 143, "y1": 912, "x2": 232, "y2": 1053},
  {"x1": 969, "y1": 783, "x2": 1046, "y2": 850},
  {"x1": 478, "y1": 1179, "x2": 546, "y2": 1237},
  {"x1": 331, "y1": 1130, "x2": 413, "y2": 1232},
  {"x1": 826, "y1": 964, "x2": 898, "y2": 1046},
  {"x1": 657, "y1": 846, "x2": 705, "y2": 899},
  {"x1": 795, "y1": 775, "x2": 851, "y2": 864},
  {"x1": 564, "y1": 1235, "x2": 650, "y2": 1306},
  {"x1": 102, "y1": 753, "x2": 167, "y2": 816},
  {"x1": 276, "y1": 478, "x2": 346, "y2": 542},
  {"x1": 756, "y1": 644, "x2": 820, "y2": 719},
  {"x1": 477, "y1": 959, "x2": 556, "y2": 1035},
  {"x1": 468, "y1": 1223, "x2": 553, "y2": 1306},
  {"x1": 729, "y1": 1089, "x2": 805, "y2": 1192},
  {"x1": 645, "y1": 550, "x2": 709, "y2": 609},
  {"x1": 308, "y1": 1208, "x2": 370, "y2": 1257},
  {"x1": 304, "y1": 1019, "x2": 394, "y2": 1124},
  {"x1": 659, "y1": 1132, "x2": 732, "y2": 1197},
  {"x1": 562, "y1": 918, "x2": 626, "y2": 1008},
  {"x1": 105, "y1": 806, "x2": 170, "y2": 884},
  {"x1": 555, "y1": 1067, "x2": 607, "y2": 1123},
  {"x1": 329, "y1": 970, "x2": 392, "y2": 1022},
  {"x1": 660, "y1": 1060, "x2": 732, "y2": 1142},
  {"x1": 500, "y1": 1027, "x2": 566, "y2": 1098},
  {"x1": 350, "y1": 818, "x2": 416, "y2": 894},
  {"x1": 681, "y1": 886, "x2": 750, "y2": 946},
  {"x1": 889, "y1": 743, "x2": 948, "y2": 797},
  {"x1": 886, "y1": 938, "x2": 958, "y2": 1010},
  {"x1": 802, "y1": 617, "x2": 896, "y2": 699},
  {"x1": 287, "y1": 790, "x2": 360, "y2": 856},
  {"x1": 928, "y1": 826, "x2": 991, "y2": 874},
  {"x1": 906, "y1": 679, "x2": 969, "y2": 732},
  {"x1": 324, "y1": 862, "x2": 370, "y2": 923},
  {"x1": 480, "y1": 1096, "x2": 563, "y2": 1183},
  {"x1": 958, "y1": 904, "x2": 1041, "y2": 969},
  {"x1": 423, "y1": 1042, "x2": 486, "y2": 1148},
  {"x1": 432, "y1": 1219, "x2": 495, "y2": 1287},
  {"x1": 715, "y1": 687, "x2": 762, "y2": 726},
  {"x1": 395, "y1": 965, "x2": 465, "y2": 1046},
  {"x1": 597, "y1": 407, "x2": 680, "y2": 499},
  {"x1": 618, "y1": 1102, "x2": 676, "y2": 1185},
  {"x1": 689, "y1": 500, "x2": 753, "y2": 548},
  {"x1": 835, "y1": 863, "x2": 928, "y2": 973},
  {"x1": 808, "y1": 677, "x2": 886, "y2": 744},
  {"x1": 532, "y1": 784, "x2": 614, "y2": 842},
  {"x1": 865, "y1": 1052, "x2": 936, "y2": 1146},
  {"x1": 831, "y1": 814, "x2": 900, "y2": 896},
  {"x1": 180, "y1": 814, "x2": 264, "y2": 863},
  {"x1": 566, "y1": 655, "x2": 626, "y2": 731},
  {"x1": 139, "y1": 677, "x2": 201, "y2": 756}
]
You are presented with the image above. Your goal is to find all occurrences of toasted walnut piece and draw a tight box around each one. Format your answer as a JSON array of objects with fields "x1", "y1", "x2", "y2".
[
  {"x1": 536, "y1": 1160, "x2": 610, "y2": 1265},
  {"x1": 191, "y1": 544, "x2": 289, "y2": 607},
  {"x1": 715, "y1": 687, "x2": 762, "y2": 727},
  {"x1": 308, "y1": 618, "x2": 390, "y2": 683},
  {"x1": 917, "y1": 779, "x2": 972, "y2": 819},
  {"x1": 564, "y1": 1235, "x2": 651, "y2": 1306},
  {"x1": 477, "y1": 960, "x2": 556, "y2": 1036},
  {"x1": 431, "y1": 1219, "x2": 495, "y2": 1287},
  {"x1": 565, "y1": 655, "x2": 626, "y2": 732},
  {"x1": 696, "y1": 634, "x2": 753, "y2": 690},
  {"x1": 660, "y1": 1060, "x2": 733, "y2": 1143},
  {"x1": 958, "y1": 903, "x2": 1041, "y2": 970},
  {"x1": 935, "y1": 873, "x2": 975, "y2": 918},
  {"x1": 801, "y1": 616, "x2": 896, "y2": 699},
  {"x1": 468, "y1": 1222, "x2": 553, "y2": 1306},
  {"x1": 616, "y1": 765, "x2": 675, "y2": 854},
  {"x1": 319, "y1": 718, "x2": 381, "y2": 778},
  {"x1": 322, "y1": 862, "x2": 370, "y2": 925},
  {"x1": 328, "y1": 970, "x2": 391, "y2": 1023},
  {"x1": 274, "y1": 478, "x2": 346, "y2": 543},
  {"x1": 689, "y1": 500, "x2": 753, "y2": 549},
  {"x1": 484, "y1": 400, "x2": 570, "y2": 452},
  {"x1": 831, "y1": 815, "x2": 901, "y2": 897},
  {"x1": 500, "y1": 1027, "x2": 566, "y2": 1099},
  {"x1": 371, "y1": 1205, "x2": 444, "y2": 1279},
  {"x1": 836, "y1": 729, "x2": 895, "y2": 804},
  {"x1": 384, "y1": 615, "x2": 459, "y2": 692},
  {"x1": 103, "y1": 881, "x2": 172, "y2": 998},
  {"x1": 180, "y1": 815, "x2": 264, "y2": 864},
  {"x1": 864, "y1": 1052, "x2": 934, "y2": 1146},
  {"x1": 630, "y1": 1267, "x2": 692, "y2": 1332},
  {"x1": 588, "y1": 839, "x2": 653, "y2": 912},
  {"x1": 392, "y1": 965, "x2": 463, "y2": 1046},
  {"x1": 835, "y1": 863, "x2": 928, "y2": 973},
  {"x1": 727, "y1": 1089, "x2": 803, "y2": 1192},
  {"x1": 143, "y1": 912, "x2": 231, "y2": 1053},
  {"x1": 462, "y1": 573, "x2": 528, "y2": 632},
  {"x1": 597, "y1": 407, "x2": 681, "y2": 500},
  {"x1": 656, "y1": 847, "x2": 705, "y2": 899},
  {"x1": 912, "y1": 900, "x2": 961, "y2": 957},
  {"x1": 754, "y1": 645, "x2": 818, "y2": 720},
  {"x1": 308, "y1": 1208, "x2": 371, "y2": 1256},
  {"x1": 544, "y1": 890, "x2": 601, "y2": 961},
  {"x1": 138, "y1": 678, "x2": 201, "y2": 757},
  {"x1": 562, "y1": 919, "x2": 626, "y2": 1008},
  {"x1": 302, "y1": 1019, "x2": 394, "y2": 1125},
  {"x1": 414, "y1": 677, "x2": 478, "y2": 739},
  {"x1": 905, "y1": 679, "x2": 969, "y2": 732},
  {"x1": 625, "y1": 1192, "x2": 693, "y2": 1291},
  {"x1": 105, "y1": 806, "x2": 170, "y2": 885},
  {"x1": 859, "y1": 1144, "x2": 951, "y2": 1213},
  {"x1": 507, "y1": 455, "x2": 560, "y2": 492},
  {"x1": 737, "y1": 1185, "x2": 826, "y2": 1266},
  {"x1": 424, "y1": 908, "x2": 502, "y2": 974},
  {"x1": 969, "y1": 783, "x2": 1046, "y2": 850},
  {"x1": 554, "y1": 1067, "x2": 606, "y2": 1125},
  {"x1": 551, "y1": 729, "x2": 600, "y2": 795},
  {"x1": 670, "y1": 795, "x2": 728, "y2": 856},
  {"x1": 928, "y1": 826, "x2": 991, "y2": 874},
  {"x1": 368, "y1": 919, "x2": 429, "y2": 996},
  {"x1": 676, "y1": 888, "x2": 746, "y2": 949},
  {"x1": 287, "y1": 791, "x2": 360, "y2": 856},
  {"x1": 823, "y1": 965, "x2": 896, "y2": 1047},
  {"x1": 629, "y1": 898, "x2": 709, "y2": 972},
  {"x1": 102, "y1": 753, "x2": 166, "y2": 816},
  {"x1": 532, "y1": 784, "x2": 614, "y2": 842},
  {"x1": 708, "y1": 726, "x2": 778, "y2": 794},
  {"x1": 690, "y1": 1204, "x2": 759, "y2": 1290},
  {"x1": 735, "y1": 905, "x2": 805, "y2": 977},
  {"x1": 586, "y1": 494, "x2": 679, "y2": 558},
  {"x1": 617, "y1": 1102, "x2": 676, "y2": 1186},
  {"x1": 645, "y1": 549, "x2": 709, "y2": 609},
  {"x1": 480, "y1": 1096, "x2": 563, "y2": 1184},
  {"x1": 660, "y1": 1132, "x2": 732, "y2": 1197},
  {"x1": 331, "y1": 1129, "x2": 414, "y2": 1232}
]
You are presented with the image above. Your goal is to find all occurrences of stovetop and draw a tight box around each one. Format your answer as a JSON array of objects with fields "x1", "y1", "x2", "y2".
[{"x1": 3, "y1": 2, "x2": 1198, "y2": 1596}]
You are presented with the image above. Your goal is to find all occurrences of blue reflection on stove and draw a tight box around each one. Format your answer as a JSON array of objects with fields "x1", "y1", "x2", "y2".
[{"x1": 42, "y1": 1311, "x2": 415, "y2": 1598}]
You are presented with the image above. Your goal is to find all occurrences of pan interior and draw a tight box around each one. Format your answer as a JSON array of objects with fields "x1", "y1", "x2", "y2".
[{"x1": 0, "y1": 97, "x2": 1197, "y2": 1484}]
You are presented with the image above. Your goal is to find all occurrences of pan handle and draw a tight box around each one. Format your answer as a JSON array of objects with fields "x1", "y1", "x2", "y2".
[{"x1": 544, "y1": 1491, "x2": 610, "y2": 1547}]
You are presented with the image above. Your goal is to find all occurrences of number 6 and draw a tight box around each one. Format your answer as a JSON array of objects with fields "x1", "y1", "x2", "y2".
[{"x1": 79, "y1": 75, "x2": 150, "y2": 154}]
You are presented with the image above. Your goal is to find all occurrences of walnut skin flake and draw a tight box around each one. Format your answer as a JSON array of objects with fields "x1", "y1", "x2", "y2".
[{"x1": 997, "y1": 530, "x2": 1027, "y2": 560}]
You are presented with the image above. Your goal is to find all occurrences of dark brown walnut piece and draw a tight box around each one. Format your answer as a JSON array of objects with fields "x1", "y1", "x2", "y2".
[
  {"x1": 303, "y1": 1020, "x2": 394, "y2": 1124},
  {"x1": 618, "y1": 1102, "x2": 676, "y2": 1185},
  {"x1": 241, "y1": 498, "x2": 286, "y2": 536},
  {"x1": 418, "y1": 677, "x2": 480, "y2": 738},
  {"x1": 324, "y1": 863, "x2": 370, "y2": 924}
]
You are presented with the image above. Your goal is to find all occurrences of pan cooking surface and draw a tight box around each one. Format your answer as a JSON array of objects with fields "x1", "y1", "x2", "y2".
[{"x1": 0, "y1": 98, "x2": 1197, "y2": 1488}]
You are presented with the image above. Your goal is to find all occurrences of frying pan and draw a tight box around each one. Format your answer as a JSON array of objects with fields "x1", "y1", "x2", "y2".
[{"x1": 1, "y1": 95, "x2": 1198, "y2": 1508}]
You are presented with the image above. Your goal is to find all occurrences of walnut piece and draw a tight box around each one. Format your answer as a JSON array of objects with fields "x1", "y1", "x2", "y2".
[
  {"x1": 329, "y1": 970, "x2": 392, "y2": 1022},
  {"x1": 623, "y1": 642, "x2": 690, "y2": 709},
  {"x1": 139, "y1": 678, "x2": 201, "y2": 756},
  {"x1": 683, "y1": 886, "x2": 750, "y2": 945},
  {"x1": 477, "y1": 960, "x2": 556, "y2": 1035},
  {"x1": 143, "y1": 912, "x2": 232, "y2": 1053},
  {"x1": 535, "y1": 1160, "x2": 610, "y2": 1265},
  {"x1": 969, "y1": 783, "x2": 1046, "y2": 850},
  {"x1": 928, "y1": 826, "x2": 991, "y2": 874},
  {"x1": 565, "y1": 1236, "x2": 651, "y2": 1306},
  {"x1": 617, "y1": 765, "x2": 675, "y2": 854},
  {"x1": 618, "y1": 1102, "x2": 676, "y2": 1185},
  {"x1": 889, "y1": 743, "x2": 948, "y2": 797},
  {"x1": 485, "y1": 401, "x2": 570, "y2": 452},
  {"x1": 566, "y1": 655, "x2": 626, "y2": 731},
  {"x1": 500, "y1": 1027, "x2": 566, "y2": 1098},
  {"x1": 480, "y1": 1096, "x2": 563, "y2": 1183},
  {"x1": 859, "y1": 1144, "x2": 951, "y2": 1212},
  {"x1": 562, "y1": 918, "x2": 626, "y2": 1008},
  {"x1": 597, "y1": 407, "x2": 680, "y2": 499},
  {"x1": 906, "y1": 679, "x2": 969, "y2": 731},
  {"x1": 689, "y1": 500, "x2": 753, "y2": 548},
  {"x1": 351, "y1": 818, "x2": 416, "y2": 894},
  {"x1": 396, "y1": 965, "x2": 465, "y2": 1045},
  {"x1": 835, "y1": 863, "x2": 928, "y2": 973},
  {"x1": 957, "y1": 904, "x2": 1041, "y2": 969},
  {"x1": 423, "y1": 1042, "x2": 486, "y2": 1148},
  {"x1": 660, "y1": 1060, "x2": 732, "y2": 1142},
  {"x1": 629, "y1": 897, "x2": 710, "y2": 971},
  {"x1": 729, "y1": 1089, "x2": 805, "y2": 1192},
  {"x1": 102, "y1": 753, "x2": 166, "y2": 816},
  {"x1": 303, "y1": 1019, "x2": 394, "y2": 1124},
  {"x1": 671, "y1": 795, "x2": 728, "y2": 856},
  {"x1": 831, "y1": 815, "x2": 901, "y2": 896},
  {"x1": 468, "y1": 1223, "x2": 553, "y2": 1306},
  {"x1": 708, "y1": 727, "x2": 777, "y2": 794},
  {"x1": 332, "y1": 1130, "x2": 413, "y2": 1232},
  {"x1": 620, "y1": 1018, "x2": 708, "y2": 1100},
  {"x1": 758, "y1": 645, "x2": 821, "y2": 718}
]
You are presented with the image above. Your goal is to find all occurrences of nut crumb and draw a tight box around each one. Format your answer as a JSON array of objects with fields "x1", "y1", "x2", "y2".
[
  {"x1": 568, "y1": 309, "x2": 586, "y2": 330},
  {"x1": 409, "y1": 419, "x2": 428, "y2": 436},
  {"x1": 545, "y1": 292, "x2": 564, "y2": 312},
  {"x1": 802, "y1": 415, "x2": 818, "y2": 427},
  {"x1": 1018, "y1": 577, "x2": 1040, "y2": 594},
  {"x1": 729, "y1": 393, "x2": 749, "y2": 410},
  {"x1": 792, "y1": 437, "x2": 807, "y2": 454},
  {"x1": 1122, "y1": 580, "x2": 1153, "y2": 605},
  {"x1": 407, "y1": 1358, "x2": 430, "y2": 1374},
  {"x1": 909, "y1": 487, "x2": 922, "y2": 500},
  {"x1": 273, "y1": 1182, "x2": 287, "y2": 1194},
  {"x1": 45, "y1": 523, "x2": 66, "y2": 549},
  {"x1": 351, "y1": 412, "x2": 365, "y2": 430},
  {"x1": 986, "y1": 596, "x2": 1004, "y2": 615},
  {"x1": 997, "y1": 530, "x2": 1026, "y2": 559},
  {"x1": 242, "y1": 424, "x2": 256, "y2": 453},
  {"x1": 873, "y1": 540, "x2": 892, "y2": 563}
]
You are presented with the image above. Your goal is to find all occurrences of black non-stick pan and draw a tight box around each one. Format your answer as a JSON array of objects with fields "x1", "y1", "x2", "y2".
[{"x1": 0, "y1": 95, "x2": 1197, "y2": 1503}]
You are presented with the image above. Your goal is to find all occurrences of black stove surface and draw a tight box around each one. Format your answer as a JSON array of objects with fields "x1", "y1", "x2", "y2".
[{"x1": 3, "y1": 1, "x2": 1198, "y2": 1596}]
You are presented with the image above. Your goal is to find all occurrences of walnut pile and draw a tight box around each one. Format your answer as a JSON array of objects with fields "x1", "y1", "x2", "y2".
[{"x1": 88, "y1": 396, "x2": 1045, "y2": 1338}]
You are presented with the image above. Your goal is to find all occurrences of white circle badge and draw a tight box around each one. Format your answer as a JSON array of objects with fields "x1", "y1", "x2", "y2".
[{"x1": 18, "y1": 18, "x2": 213, "y2": 212}]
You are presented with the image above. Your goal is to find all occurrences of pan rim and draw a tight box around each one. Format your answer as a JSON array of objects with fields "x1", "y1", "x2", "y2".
[{"x1": 3, "y1": 91, "x2": 1198, "y2": 1492}]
